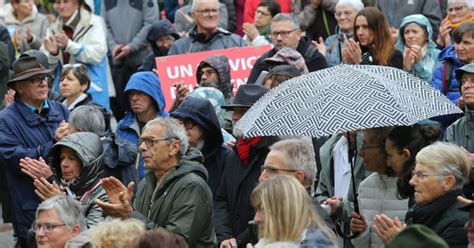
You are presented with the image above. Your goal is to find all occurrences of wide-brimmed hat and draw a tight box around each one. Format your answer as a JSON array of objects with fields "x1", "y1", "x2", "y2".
[
  {"x1": 456, "y1": 63, "x2": 474, "y2": 82},
  {"x1": 221, "y1": 84, "x2": 269, "y2": 110},
  {"x1": 7, "y1": 56, "x2": 53, "y2": 87}
]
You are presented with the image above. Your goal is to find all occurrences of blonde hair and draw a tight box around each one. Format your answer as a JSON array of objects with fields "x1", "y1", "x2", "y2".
[
  {"x1": 250, "y1": 176, "x2": 337, "y2": 243},
  {"x1": 91, "y1": 218, "x2": 145, "y2": 248}
]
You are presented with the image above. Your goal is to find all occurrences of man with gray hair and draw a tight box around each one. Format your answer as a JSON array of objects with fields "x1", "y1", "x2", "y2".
[
  {"x1": 168, "y1": 0, "x2": 246, "y2": 55},
  {"x1": 34, "y1": 195, "x2": 86, "y2": 248},
  {"x1": 95, "y1": 117, "x2": 216, "y2": 247},
  {"x1": 247, "y1": 13, "x2": 328, "y2": 84}
]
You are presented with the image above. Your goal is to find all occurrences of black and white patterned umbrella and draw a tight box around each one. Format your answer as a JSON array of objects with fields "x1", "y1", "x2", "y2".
[{"x1": 235, "y1": 64, "x2": 463, "y2": 138}]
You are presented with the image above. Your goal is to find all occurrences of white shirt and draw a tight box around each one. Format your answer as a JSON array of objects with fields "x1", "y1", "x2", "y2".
[{"x1": 333, "y1": 136, "x2": 352, "y2": 199}]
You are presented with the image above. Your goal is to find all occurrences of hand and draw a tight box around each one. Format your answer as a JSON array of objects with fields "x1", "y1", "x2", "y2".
[
  {"x1": 174, "y1": 82, "x2": 190, "y2": 104},
  {"x1": 243, "y1": 22, "x2": 259, "y2": 42},
  {"x1": 94, "y1": 177, "x2": 134, "y2": 219},
  {"x1": 350, "y1": 212, "x2": 367, "y2": 234},
  {"x1": 112, "y1": 44, "x2": 124, "y2": 58},
  {"x1": 25, "y1": 27, "x2": 33, "y2": 42},
  {"x1": 34, "y1": 177, "x2": 63, "y2": 201},
  {"x1": 312, "y1": 37, "x2": 326, "y2": 57},
  {"x1": 114, "y1": 45, "x2": 132, "y2": 60},
  {"x1": 4, "y1": 89, "x2": 15, "y2": 106},
  {"x1": 403, "y1": 45, "x2": 421, "y2": 71},
  {"x1": 13, "y1": 29, "x2": 22, "y2": 47},
  {"x1": 20, "y1": 157, "x2": 53, "y2": 180},
  {"x1": 458, "y1": 195, "x2": 473, "y2": 206},
  {"x1": 54, "y1": 32, "x2": 69, "y2": 49},
  {"x1": 245, "y1": 244, "x2": 254, "y2": 248},
  {"x1": 54, "y1": 121, "x2": 71, "y2": 142},
  {"x1": 457, "y1": 96, "x2": 465, "y2": 109},
  {"x1": 44, "y1": 36, "x2": 59, "y2": 55},
  {"x1": 373, "y1": 214, "x2": 406, "y2": 244},
  {"x1": 220, "y1": 238, "x2": 237, "y2": 248},
  {"x1": 342, "y1": 34, "x2": 361, "y2": 64},
  {"x1": 437, "y1": 18, "x2": 452, "y2": 47},
  {"x1": 324, "y1": 196, "x2": 342, "y2": 216}
]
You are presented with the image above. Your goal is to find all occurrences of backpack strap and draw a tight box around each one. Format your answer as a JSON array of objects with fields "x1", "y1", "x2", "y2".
[{"x1": 442, "y1": 60, "x2": 453, "y2": 95}]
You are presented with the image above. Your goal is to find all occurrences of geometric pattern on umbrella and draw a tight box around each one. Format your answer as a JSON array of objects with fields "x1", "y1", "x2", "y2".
[{"x1": 235, "y1": 64, "x2": 463, "y2": 138}]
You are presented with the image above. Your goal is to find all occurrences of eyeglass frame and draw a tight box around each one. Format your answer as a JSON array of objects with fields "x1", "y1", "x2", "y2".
[
  {"x1": 261, "y1": 165, "x2": 299, "y2": 174},
  {"x1": 139, "y1": 136, "x2": 174, "y2": 148},
  {"x1": 448, "y1": 5, "x2": 467, "y2": 13},
  {"x1": 410, "y1": 169, "x2": 446, "y2": 180},
  {"x1": 26, "y1": 75, "x2": 52, "y2": 86},
  {"x1": 193, "y1": 8, "x2": 220, "y2": 16},
  {"x1": 32, "y1": 221, "x2": 67, "y2": 233},
  {"x1": 460, "y1": 76, "x2": 474, "y2": 87},
  {"x1": 270, "y1": 29, "x2": 299, "y2": 39}
]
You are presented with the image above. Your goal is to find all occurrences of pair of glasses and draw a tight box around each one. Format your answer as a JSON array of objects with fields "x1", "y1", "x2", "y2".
[
  {"x1": 261, "y1": 165, "x2": 299, "y2": 174},
  {"x1": 270, "y1": 29, "x2": 298, "y2": 39},
  {"x1": 448, "y1": 5, "x2": 466, "y2": 13},
  {"x1": 32, "y1": 222, "x2": 66, "y2": 233},
  {"x1": 255, "y1": 10, "x2": 271, "y2": 17},
  {"x1": 29, "y1": 76, "x2": 51, "y2": 86},
  {"x1": 410, "y1": 170, "x2": 443, "y2": 180},
  {"x1": 139, "y1": 137, "x2": 173, "y2": 148},
  {"x1": 461, "y1": 77, "x2": 474, "y2": 86},
  {"x1": 194, "y1": 8, "x2": 219, "y2": 16}
]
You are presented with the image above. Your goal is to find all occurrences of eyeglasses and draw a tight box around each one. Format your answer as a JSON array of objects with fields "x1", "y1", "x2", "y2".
[
  {"x1": 448, "y1": 5, "x2": 466, "y2": 13},
  {"x1": 255, "y1": 10, "x2": 271, "y2": 17},
  {"x1": 461, "y1": 77, "x2": 474, "y2": 86},
  {"x1": 29, "y1": 76, "x2": 51, "y2": 86},
  {"x1": 32, "y1": 222, "x2": 66, "y2": 233},
  {"x1": 411, "y1": 170, "x2": 442, "y2": 180},
  {"x1": 270, "y1": 29, "x2": 298, "y2": 39},
  {"x1": 194, "y1": 8, "x2": 219, "y2": 16},
  {"x1": 261, "y1": 165, "x2": 299, "y2": 174},
  {"x1": 139, "y1": 137, "x2": 173, "y2": 148}
]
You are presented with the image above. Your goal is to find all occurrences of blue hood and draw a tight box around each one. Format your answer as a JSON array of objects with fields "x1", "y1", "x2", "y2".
[
  {"x1": 438, "y1": 44, "x2": 463, "y2": 66},
  {"x1": 395, "y1": 14, "x2": 436, "y2": 52},
  {"x1": 170, "y1": 97, "x2": 223, "y2": 158},
  {"x1": 124, "y1": 72, "x2": 169, "y2": 117}
]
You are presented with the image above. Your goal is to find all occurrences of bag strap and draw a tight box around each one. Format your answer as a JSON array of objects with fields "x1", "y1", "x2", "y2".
[{"x1": 442, "y1": 61, "x2": 453, "y2": 95}]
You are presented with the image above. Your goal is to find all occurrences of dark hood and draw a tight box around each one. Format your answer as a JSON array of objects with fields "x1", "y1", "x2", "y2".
[
  {"x1": 196, "y1": 55, "x2": 232, "y2": 99},
  {"x1": 124, "y1": 71, "x2": 169, "y2": 117},
  {"x1": 171, "y1": 97, "x2": 224, "y2": 159},
  {"x1": 49, "y1": 132, "x2": 104, "y2": 196},
  {"x1": 147, "y1": 20, "x2": 180, "y2": 57}
]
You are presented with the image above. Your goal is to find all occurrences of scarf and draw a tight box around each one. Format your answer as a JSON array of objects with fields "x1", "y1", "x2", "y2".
[{"x1": 236, "y1": 136, "x2": 261, "y2": 167}]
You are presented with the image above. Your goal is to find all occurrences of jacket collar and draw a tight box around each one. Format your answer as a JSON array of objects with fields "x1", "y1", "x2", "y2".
[{"x1": 13, "y1": 98, "x2": 63, "y2": 126}]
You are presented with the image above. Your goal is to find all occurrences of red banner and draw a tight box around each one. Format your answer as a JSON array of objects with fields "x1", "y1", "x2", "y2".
[{"x1": 156, "y1": 45, "x2": 272, "y2": 111}]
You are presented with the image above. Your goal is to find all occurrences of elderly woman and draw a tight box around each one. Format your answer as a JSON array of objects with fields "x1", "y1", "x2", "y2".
[
  {"x1": 40, "y1": 0, "x2": 109, "y2": 110},
  {"x1": 395, "y1": 15, "x2": 441, "y2": 82},
  {"x1": 21, "y1": 132, "x2": 108, "y2": 228},
  {"x1": 243, "y1": 1, "x2": 281, "y2": 46},
  {"x1": 373, "y1": 142, "x2": 470, "y2": 247},
  {"x1": 59, "y1": 63, "x2": 96, "y2": 111},
  {"x1": 437, "y1": 0, "x2": 474, "y2": 48},
  {"x1": 342, "y1": 7, "x2": 403, "y2": 68},
  {"x1": 314, "y1": 0, "x2": 364, "y2": 66},
  {"x1": 249, "y1": 176, "x2": 337, "y2": 247},
  {"x1": 0, "y1": 0, "x2": 49, "y2": 53},
  {"x1": 34, "y1": 195, "x2": 87, "y2": 248}
]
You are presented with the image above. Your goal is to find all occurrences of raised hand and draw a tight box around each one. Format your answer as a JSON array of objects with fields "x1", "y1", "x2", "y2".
[
  {"x1": 34, "y1": 177, "x2": 63, "y2": 201},
  {"x1": 20, "y1": 157, "x2": 53, "y2": 180},
  {"x1": 94, "y1": 177, "x2": 134, "y2": 219}
]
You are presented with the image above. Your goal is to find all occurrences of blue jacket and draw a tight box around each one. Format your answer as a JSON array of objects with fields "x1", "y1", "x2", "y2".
[
  {"x1": 115, "y1": 72, "x2": 169, "y2": 179},
  {"x1": 0, "y1": 98, "x2": 68, "y2": 238},
  {"x1": 171, "y1": 97, "x2": 234, "y2": 197},
  {"x1": 395, "y1": 14, "x2": 441, "y2": 82},
  {"x1": 432, "y1": 44, "x2": 464, "y2": 104}
]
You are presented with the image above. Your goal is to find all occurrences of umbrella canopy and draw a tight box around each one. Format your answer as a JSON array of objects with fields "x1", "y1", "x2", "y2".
[{"x1": 236, "y1": 64, "x2": 463, "y2": 138}]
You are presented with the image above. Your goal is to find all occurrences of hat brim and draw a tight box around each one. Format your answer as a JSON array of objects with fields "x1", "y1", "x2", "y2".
[
  {"x1": 221, "y1": 104, "x2": 251, "y2": 110},
  {"x1": 7, "y1": 69, "x2": 54, "y2": 87}
]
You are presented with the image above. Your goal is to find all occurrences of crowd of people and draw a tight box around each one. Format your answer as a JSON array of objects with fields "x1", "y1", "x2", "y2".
[{"x1": 0, "y1": 0, "x2": 474, "y2": 247}]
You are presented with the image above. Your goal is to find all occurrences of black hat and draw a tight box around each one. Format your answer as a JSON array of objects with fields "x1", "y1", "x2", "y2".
[
  {"x1": 456, "y1": 63, "x2": 474, "y2": 92},
  {"x1": 7, "y1": 56, "x2": 53, "y2": 87},
  {"x1": 20, "y1": 50, "x2": 49, "y2": 69},
  {"x1": 221, "y1": 84, "x2": 269, "y2": 110}
]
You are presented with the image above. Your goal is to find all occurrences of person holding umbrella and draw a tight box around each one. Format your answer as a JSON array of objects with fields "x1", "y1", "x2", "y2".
[{"x1": 342, "y1": 7, "x2": 403, "y2": 69}]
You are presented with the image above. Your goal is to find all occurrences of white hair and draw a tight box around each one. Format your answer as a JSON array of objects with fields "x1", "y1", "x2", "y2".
[
  {"x1": 448, "y1": 0, "x2": 474, "y2": 8},
  {"x1": 336, "y1": 0, "x2": 365, "y2": 12},
  {"x1": 191, "y1": 0, "x2": 219, "y2": 12}
]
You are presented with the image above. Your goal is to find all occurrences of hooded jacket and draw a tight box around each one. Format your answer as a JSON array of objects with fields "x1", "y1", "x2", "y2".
[
  {"x1": 168, "y1": 26, "x2": 247, "y2": 55},
  {"x1": 171, "y1": 97, "x2": 234, "y2": 196},
  {"x1": 115, "y1": 72, "x2": 169, "y2": 179},
  {"x1": 196, "y1": 55, "x2": 233, "y2": 99},
  {"x1": 132, "y1": 148, "x2": 217, "y2": 247},
  {"x1": 247, "y1": 37, "x2": 327, "y2": 84},
  {"x1": 49, "y1": 132, "x2": 108, "y2": 227},
  {"x1": 0, "y1": 3, "x2": 49, "y2": 53},
  {"x1": 395, "y1": 15, "x2": 441, "y2": 82},
  {"x1": 140, "y1": 20, "x2": 180, "y2": 72},
  {"x1": 432, "y1": 44, "x2": 465, "y2": 104}
]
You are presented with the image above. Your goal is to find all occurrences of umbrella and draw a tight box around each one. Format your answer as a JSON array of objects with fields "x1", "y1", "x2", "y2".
[{"x1": 235, "y1": 64, "x2": 463, "y2": 138}]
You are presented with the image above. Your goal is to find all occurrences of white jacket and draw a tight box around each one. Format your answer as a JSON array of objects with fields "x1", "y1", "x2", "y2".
[{"x1": 351, "y1": 173, "x2": 409, "y2": 248}]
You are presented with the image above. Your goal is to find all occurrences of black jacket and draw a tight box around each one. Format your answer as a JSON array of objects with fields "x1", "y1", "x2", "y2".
[
  {"x1": 214, "y1": 136, "x2": 279, "y2": 247},
  {"x1": 405, "y1": 190, "x2": 468, "y2": 248},
  {"x1": 171, "y1": 96, "x2": 234, "y2": 197},
  {"x1": 247, "y1": 37, "x2": 328, "y2": 84}
]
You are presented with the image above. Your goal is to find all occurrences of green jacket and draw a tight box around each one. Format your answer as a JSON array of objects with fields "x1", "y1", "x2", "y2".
[
  {"x1": 131, "y1": 148, "x2": 217, "y2": 248},
  {"x1": 315, "y1": 133, "x2": 371, "y2": 222},
  {"x1": 445, "y1": 108, "x2": 473, "y2": 152}
]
